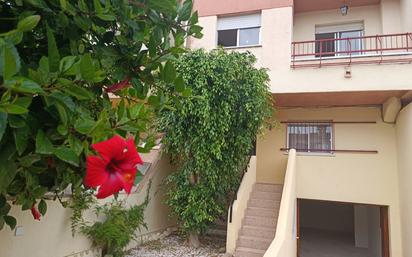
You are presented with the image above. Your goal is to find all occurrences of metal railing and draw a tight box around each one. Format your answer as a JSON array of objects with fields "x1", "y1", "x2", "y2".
[
  {"x1": 291, "y1": 32, "x2": 412, "y2": 68},
  {"x1": 228, "y1": 155, "x2": 252, "y2": 223}
]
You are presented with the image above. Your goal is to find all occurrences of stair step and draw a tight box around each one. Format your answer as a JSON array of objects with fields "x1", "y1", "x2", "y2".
[
  {"x1": 243, "y1": 216, "x2": 277, "y2": 227},
  {"x1": 246, "y1": 207, "x2": 278, "y2": 218},
  {"x1": 248, "y1": 198, "x2": 281, "y2": 209},
  {"x1": 254, "y1": 183, "x2": 283, "y2": 193},
  {"x1": 234, "y1": 247, "x2": 265, "y2": 257},
  {"x1": 250, "y1": 191, "x2": 282, "y2": 201},
  {"x1": 240, "y1": 225, "x2": 276, "y2": 239},
  {"x1": 237, "y1": 235, "x2": 272, "y2": 250}
]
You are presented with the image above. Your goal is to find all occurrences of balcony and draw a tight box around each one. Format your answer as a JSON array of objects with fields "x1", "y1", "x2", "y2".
[{"x1": 291, "y1": 33, "x2": 412, "y2": 68}]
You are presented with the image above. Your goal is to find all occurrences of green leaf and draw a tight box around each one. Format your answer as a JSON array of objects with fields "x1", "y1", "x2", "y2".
[
  {"x1": 0, "y1": 104, "x2": 28, "y2": 114},
  {"x1": 61, "y1": 83, "x2": 93, "y2": 100},
  {"x1": 38, "y1": 200, "x2": 47, "y2": 216},
  {"x1": 59, "y1": 56, "x2": 77, "y2": 73},
  {"x1": 0, "y1": 39, "x2": 21, "y2": 80},
  {"x1": 178, "y1": 0, "x2": 192, "y2": 22},
  {"x1": 148, "y1": 95, "x2": 160, "y2": 106},
  {"x1": 93, "y1": 0, "x2": 103, "y2": 14},
  {"x1": 97, "y1": 14, "x2": 116, "y2": 21},
  {"x1": 17, "y1": 15, "x2": 41, "y2": 32},
  {"x1": 19, "y1": 154, "x2": 41, "y2": 167},
  {"x1": 35, "y1": 130, "x2": 54, "y2": 154},
  {"x1": 55, "y1": 102, "x2": 68, "y2": 125},
  {"x1": 163, "y1": 61, "x2": 176, "y2": 83},
  {"x1": 57, "y1": 124, "x2": 68, "y2": 135},
  {"x1": 13, "y1": 97, "x2": 32, "y2": 109},
  {"x1": 148, "y1": 0, "x2": 176, "y2": 14},
  {"x1": 0, "y1": 113, "x2": 7, "y2": 142},
  {"x1": 182, "y1": 87, "x2": 192, "y2": 97},
  {"x1": 68, "y1": 135, "x2": 83, "y2": 156},
  {"x1": 131, "y1": 78, "x2": 148, "y2": 99},
  {"x1": 54, "y1": 147, "x2": 79, "y2": 166},
  {"x1": 174, "y1": 76, "x2": 185, "y2": 92},
  {"x1": 0, "y1": 145, "x2": 17, "y2": 193},
  {"x1": 80, "y1": 54, "x2": 95, "y2": 81},
  {"x1": 0, "y1": 217, "x2": 4, "y2": 230},
  {"x1": 9, "y1": 115, "x2": 25, "y2": 128},
  {"x1": 46, "y1": 25, "x2": 60, "y2": 72},
  {"x1": 4, "y1": 78, "x2": 44, "y2": 94},
  {"x1": 59, "y1": 0, "x2": 67, "y2": 9},
  {"x1": 4, "y1": 215, "x2": 16, "y2": 230},
  {"x1": 74, "y1": 116, "x2": 96, "y2": 134},
  {"x1": 13, "y1": 127, "x2": 29, "y2": 155}
]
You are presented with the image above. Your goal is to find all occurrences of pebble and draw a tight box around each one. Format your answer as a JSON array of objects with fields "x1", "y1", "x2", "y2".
[{"x1": 127, "y1": 233, "x2": 226, "y2": 257}]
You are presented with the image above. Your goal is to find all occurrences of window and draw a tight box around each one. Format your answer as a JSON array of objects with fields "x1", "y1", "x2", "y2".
[
  {"x1": 287, "y1": 122, "x2": 333, "y2": 153},
  {"x1": 315, "y1": 22, "x2": 364, "y2": 57},
  {"x1": 217, "y1": 14, "x2": 261, "y2": 47}
]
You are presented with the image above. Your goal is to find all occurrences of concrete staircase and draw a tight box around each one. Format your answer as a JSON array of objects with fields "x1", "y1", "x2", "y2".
[{"x1": 234, "y1": 183, "x2": 283, "y2": 257}]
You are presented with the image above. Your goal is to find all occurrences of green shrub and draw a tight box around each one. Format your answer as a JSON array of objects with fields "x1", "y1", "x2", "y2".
[
  {"x1": 0, "y1": 0, "x2": 201, "y2": 229},
  {"x1": 81, "y1": 200, "x2": 146, "y2": 257},
  {"x1": 160, "y1": 49, "x2": 274, "y2": 243}
]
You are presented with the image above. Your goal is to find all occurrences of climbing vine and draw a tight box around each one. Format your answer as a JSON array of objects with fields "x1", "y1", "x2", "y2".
[{"x1": 160, "y1": 49, "x2": 274, "y2": 245}]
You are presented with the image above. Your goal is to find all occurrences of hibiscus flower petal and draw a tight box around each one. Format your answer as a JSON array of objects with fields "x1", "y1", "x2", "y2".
[
  {"x1": 116, "y1": 169, "x2": 137, "y2": 194},
  {"x1": 84, "y1": 156, "x2": 109, "y2": 188},
  {"x1": 92, "y1": 135, "x2": 126, "y2": 162},
  {"x1": 96, "y1": 173, "x2": 123, "y2": 199},
  {"x1": 123, "y1": 139, "x2": 143, "y2": 166}
]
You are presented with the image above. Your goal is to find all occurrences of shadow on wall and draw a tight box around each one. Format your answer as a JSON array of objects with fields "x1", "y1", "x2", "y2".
[{"x1": 0, "y1": 151, "x2": 176, "y2": 257}]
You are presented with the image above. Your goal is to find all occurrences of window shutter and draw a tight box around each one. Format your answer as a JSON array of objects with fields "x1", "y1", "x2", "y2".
[
  {"x1": 217, "y1": 13, "x2": 261, "y2": 30},
  {"x1": 315, "y1": 22, "x2": 364, "y2": 34}
]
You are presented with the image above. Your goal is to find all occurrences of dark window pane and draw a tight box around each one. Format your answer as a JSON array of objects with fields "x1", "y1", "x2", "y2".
[
  {"x1": 218, "y1": 29, "x2": 237, "y2": 47},
  {"x1": 315, "y1": 33, "x2": 335, "y2": 57}
]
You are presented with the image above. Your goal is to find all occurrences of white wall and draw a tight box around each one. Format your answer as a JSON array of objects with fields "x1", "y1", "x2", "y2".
[
  {"x1": 0, "y1": 154, "x2": 176, "y2": 257},
  {"x1": 395, "y1": 102, "x2": 412, "y2": 257},
  {"x1": 400, "y1": 0, "x2": 412, "y2": 32},
  {"x1": 257, "y1": 106, "x2": 404, "y2": 257}
]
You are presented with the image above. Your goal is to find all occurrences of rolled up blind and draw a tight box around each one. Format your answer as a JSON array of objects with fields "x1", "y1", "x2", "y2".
[{"x1": 217, "y1": 13, "x2": 261, "y2": 30}]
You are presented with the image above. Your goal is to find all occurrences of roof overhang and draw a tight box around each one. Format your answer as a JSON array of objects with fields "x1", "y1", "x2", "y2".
[{"x1": 273, "y1": 90, "x2": 410, "y2": 108}]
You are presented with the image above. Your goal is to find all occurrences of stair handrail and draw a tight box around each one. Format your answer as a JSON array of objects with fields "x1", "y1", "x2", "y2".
[
  {"x1": 264, "y1": 149, "x2": 297, "y2": 257},
  {"x1": 229, "y1": 154, "x2": 252, "y2": 223}
]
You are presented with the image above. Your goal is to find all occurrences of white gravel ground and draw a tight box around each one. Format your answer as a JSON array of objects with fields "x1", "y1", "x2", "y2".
[{"x1": 127, "y1": 233, "x2": 226, "y2": 257}]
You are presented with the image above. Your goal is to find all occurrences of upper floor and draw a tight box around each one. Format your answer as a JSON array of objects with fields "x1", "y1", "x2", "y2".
[{"x1": 190, "y1": 0, "x2": 412, "y2": 94}]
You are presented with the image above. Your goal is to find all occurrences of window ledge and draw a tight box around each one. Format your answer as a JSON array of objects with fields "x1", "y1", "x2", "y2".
[
  {"x1": 218, "y1": 44, "x2": 262, "y2": 50},
  {"x1": 283, "y1": 151, "x2": 335, "y2": 157}
]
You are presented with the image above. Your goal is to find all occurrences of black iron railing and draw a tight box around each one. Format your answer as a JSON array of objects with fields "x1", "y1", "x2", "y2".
[{"x1": 229, "y1": 155, "x2": 252, "y2": 223}]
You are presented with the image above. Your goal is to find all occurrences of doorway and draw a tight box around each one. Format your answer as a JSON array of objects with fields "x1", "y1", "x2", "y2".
[{"x1": 297, "y1": 199, "x2": 390, "y2": 257}]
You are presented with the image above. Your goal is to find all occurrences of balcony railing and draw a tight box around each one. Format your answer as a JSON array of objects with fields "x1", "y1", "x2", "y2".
[{"x1": 291, "y1": 33, "x2": 412, "y2": 68}]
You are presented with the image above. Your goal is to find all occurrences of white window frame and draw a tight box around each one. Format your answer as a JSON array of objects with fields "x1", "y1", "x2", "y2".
[
  {"x1": 217, "y1": 13, "x2": 261, "y2": 48},
  {"x1": 315, "y1": 22, "x2": 364, "y2": 57},
  {"x1": 286, "y1": 122, "x2": 334, "y2": 153}
]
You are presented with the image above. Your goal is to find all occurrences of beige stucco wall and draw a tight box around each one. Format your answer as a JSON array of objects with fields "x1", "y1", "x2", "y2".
[
  {"x1": 189, "y1": 5, "x2": 412, "y2": 94},
  {"x1": 400, "y1": 0, "x2": 412, "y2": 32},
  {"x1": 395, "y1": 102, "x2": 412, "y2": 257},
  {"x1": 293, "y1": 5, "x2": 383, "y2": 42},
  {"x1": 226, "y1": 156, "x2": 257, "y2": 254},
  {"x1": 0, "y1": 155, "x2": 176, "y2": 257},
  {"x1": 256, "y1": 106, "x2": 403, "y2": 257}
]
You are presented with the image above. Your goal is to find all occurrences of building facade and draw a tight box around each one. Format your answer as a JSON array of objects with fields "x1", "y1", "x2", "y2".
[{"x1": 190, "y1": 1, "x2": 412, "y2": 257}]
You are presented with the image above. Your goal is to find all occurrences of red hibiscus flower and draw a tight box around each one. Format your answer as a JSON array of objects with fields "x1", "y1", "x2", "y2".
[
  {"x1": 84, "y1": 135, "x2": 143, "y2": 199},
  {"x1": 31, "y1": 205, "x2": 41, "y2": 221}
]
